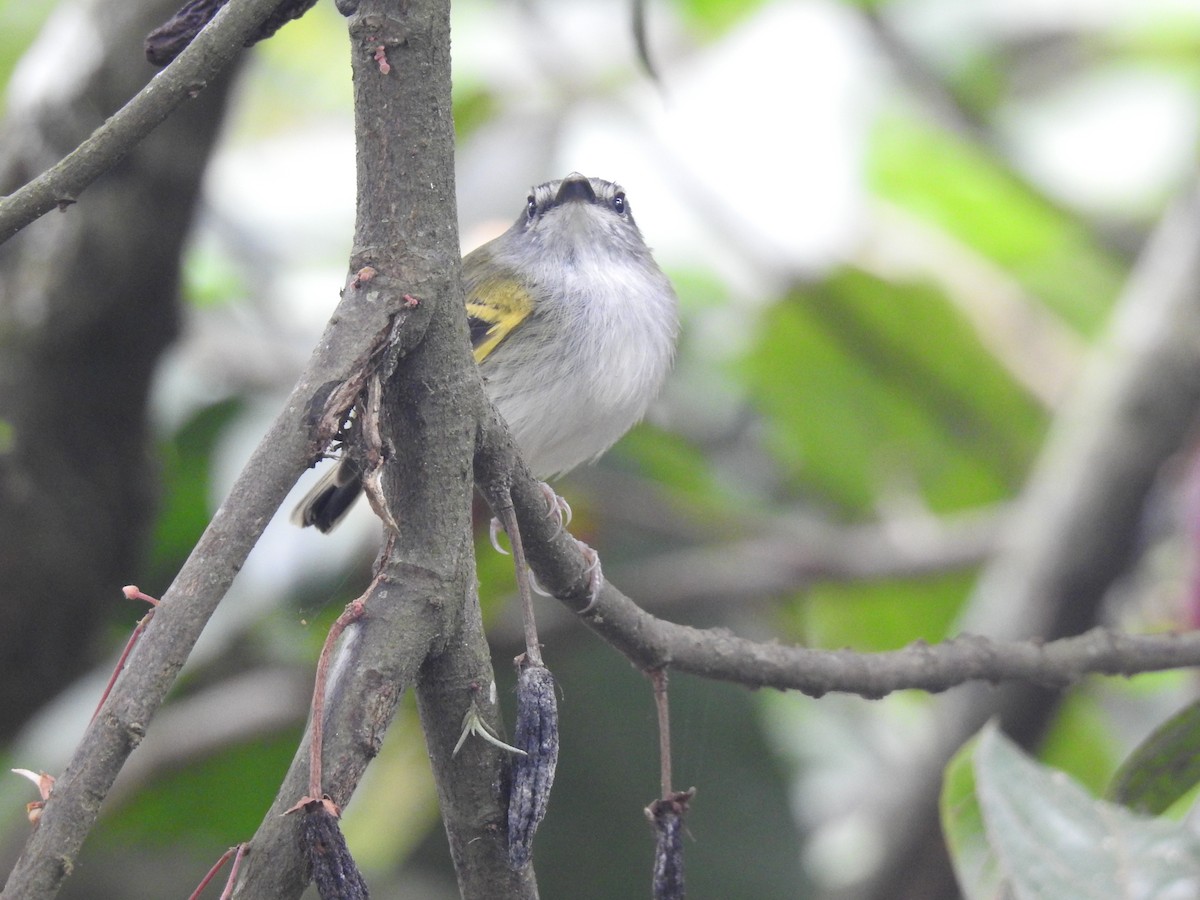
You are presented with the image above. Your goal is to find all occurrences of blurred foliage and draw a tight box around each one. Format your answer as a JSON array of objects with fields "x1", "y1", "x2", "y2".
[
  {"x1": 744, "y1": 268, "x2": 1045, "y2": 513},
  {"x1": 243, "y1": 1, "x2": 352, "y2": 130},
  {"x1": 1114, "y1": 12, "x2": 1200, "y2": 71},
  {"x1": 800, "y1": 572, "x2": 975, "y2": 651},
  {"x1": 0, "y1": 6, "x2": 52, "y2": 105},
  {"x1": 1037, "y1": 688, "x2": 1121, "y2": 795},
  {"x1": 453, "y1": 85, "x2": 500, "y2": 141},
  {"x1": 4, "y1": 0, "x2": 1200, "y2": 896},
  {"x1": 677, "y1": 0, "x2": 769, "y2": 36},
  {"x1": 340, "y1": 698, "x2": 441, "y2": 871},
  {"x1": 98, "y1": 729, "x2": 303, "y2": 848},
  {"x1": 147, "y1": 399, "x2": 245, "y2": 592},
  {"x1": 869, "y1": 114, "x2": 1125, "y2": 334}
]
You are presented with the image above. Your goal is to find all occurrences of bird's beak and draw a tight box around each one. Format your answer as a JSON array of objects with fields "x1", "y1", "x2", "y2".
[{"x1": 555, "y1": 173, "x2": 596, "y2": 205}]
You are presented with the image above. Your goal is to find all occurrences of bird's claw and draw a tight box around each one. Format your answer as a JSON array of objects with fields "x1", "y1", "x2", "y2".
[
  {"x1": 489, "y1": 516, "x2": 510, "y2": 555},
  {"x1": 575, "y1": 540, "x2": 604, "y2": 613},
  {"x1": 489, "y1": 485, "x2": 569, "y2": 552},
  {"x1": 539, "y1": 482, "x2": 572, "y2": 536}
]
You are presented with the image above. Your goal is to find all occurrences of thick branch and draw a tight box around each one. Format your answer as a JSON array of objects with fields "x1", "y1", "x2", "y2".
[
  {"x1": 0, "y1": 0, "x2": 297, "y2": 244},
  {"x1": 232, "y1": 1, "x2": 525, "y2": 896},
  {"x1": 414, "y1": 592, "x2": 540, "y2": 899}
]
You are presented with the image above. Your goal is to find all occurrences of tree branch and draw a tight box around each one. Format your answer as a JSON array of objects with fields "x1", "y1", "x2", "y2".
[
  {"x1": 473, "y1": 403, "x2": 1200, "y2": 699},
  {"x1": 231, "y1": 1, "x2": 527, "y2": 895},
  {"x1": 0, "y1": 0, "x2": 298, "y2": 245},
  {"x1": 0, "y1": 158, "x2": 431, "y2": 900}
]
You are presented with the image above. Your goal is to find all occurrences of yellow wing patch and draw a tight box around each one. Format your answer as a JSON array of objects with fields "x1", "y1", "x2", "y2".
[{"x1": 465, "y1": 276, "x2": 536, "y2": 363}]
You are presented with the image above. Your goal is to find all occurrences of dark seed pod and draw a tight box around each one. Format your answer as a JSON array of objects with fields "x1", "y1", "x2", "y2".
[
  {"x1": 506, "y1": 660, "x2": 559, "y2": 870},
  {"x1": 145, "y1": 0, "x2": 319, "y2": 66},
  {"x1": 145, "y1": 0, "x2": 224, "y2": 66},
  {"x1": 299, "y1": 802, "x2": 370, "y2": 900},
  {"x1": 646, "y1": 790, "x2": 695, "y2": 900}
]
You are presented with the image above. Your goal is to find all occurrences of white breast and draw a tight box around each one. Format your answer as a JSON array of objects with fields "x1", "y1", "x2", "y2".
[{"x1": 480, "y1": 260, "x2": 678, "y2": 479}]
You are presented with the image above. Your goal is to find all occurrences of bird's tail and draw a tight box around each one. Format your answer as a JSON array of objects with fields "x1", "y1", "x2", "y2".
[{"x1": 290, "y1": 460, "x2": 363, "y2": 533}]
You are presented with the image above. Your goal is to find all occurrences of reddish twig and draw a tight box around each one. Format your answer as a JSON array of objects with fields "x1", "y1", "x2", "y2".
[
  {"x1": 286, "y1": 549, "x2": 390, "y2": 813},
  {"x1": 91, "y1": 586, "x2": 161, "y2": 722},
  {"x1": 217, "y1": 843, "x2": 248, "y2": 900},
  {"x1": 187, "y1": 842, "x2": 246, "y2": 900}
]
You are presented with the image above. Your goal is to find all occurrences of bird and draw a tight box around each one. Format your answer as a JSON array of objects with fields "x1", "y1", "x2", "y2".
[{"x1": 292, "y1": 173, "x2": 679, "y2": 533}]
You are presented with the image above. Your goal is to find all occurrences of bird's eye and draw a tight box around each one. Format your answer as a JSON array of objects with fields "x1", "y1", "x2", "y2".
[
  {"x1": 526, "y1": 196, "x2": 537, "y2": 219},
  {"x1": 612, "y1": 192, "x2": 627, "y2": 214}
]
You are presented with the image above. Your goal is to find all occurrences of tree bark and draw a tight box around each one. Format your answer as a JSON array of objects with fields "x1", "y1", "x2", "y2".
[{"x1": 232, "y1": 1, "x2": 533, "y2": 895}]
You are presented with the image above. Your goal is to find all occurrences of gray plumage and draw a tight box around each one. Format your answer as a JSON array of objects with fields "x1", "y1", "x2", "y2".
[{"x1": 293, "y1": 174, "x2": 679, "y2": 532}]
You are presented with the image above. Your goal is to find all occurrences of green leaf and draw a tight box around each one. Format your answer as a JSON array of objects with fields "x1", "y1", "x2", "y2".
[
  {"x1": 100, "y1": 729, "x2": 302, "y2": 846},
  {"x1": 941, "y1": 733, "x2": 1004, "y2": 900},
  {"x1": 1109, "y1": 699, "x2": 1200, "y2": 815},
  {"x1": 742, "y1": 268, "x2": 1045, "y2": 514},
  {"x1": 870, "y1": 112, "x2": 1125, "y2": 336},
  {"x1": 951, "y1": 722, "x2": 1200, "y2": 899}
]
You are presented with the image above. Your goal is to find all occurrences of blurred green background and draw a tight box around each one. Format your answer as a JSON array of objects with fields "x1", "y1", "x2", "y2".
[{"x1": 2, "y1": 0, "x2": 1200, "y2": 897}]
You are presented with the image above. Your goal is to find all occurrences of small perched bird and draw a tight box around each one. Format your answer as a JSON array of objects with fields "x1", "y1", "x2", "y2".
[{"x1": 293, "y1": 173, "x2": 680, "y2": 532}]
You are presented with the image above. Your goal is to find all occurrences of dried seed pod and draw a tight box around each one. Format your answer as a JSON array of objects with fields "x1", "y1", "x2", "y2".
[
  {"x1": 145, "y1": 0, "x2": 223, "y2": 66},
  {"x1": 646, "y1": 789, "x2": 695, "y2": 900},
  {"x1": 145, "y1": 0, "x2": 320, "y2": 66},
  {"x1": 299, "y1": 801, "x2": 370, "y2": 900},
  {"x1": 506, "y1": 660, "x2": 559, "y2": 870}
]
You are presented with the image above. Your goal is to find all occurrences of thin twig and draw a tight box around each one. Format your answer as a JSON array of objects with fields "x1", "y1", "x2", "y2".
[
  {"x1": 186, "y1": 844, "x2": 238, "y2": 900},
  {"x1": 0, "y1": 0, "x2": 296, "y2": 245},
  {"x1": 495, "y1": 492, "x2": 544, "y2": 667},
  {"x1": 217, "y1": 844, "x2": 248, "y2": 900},
  {"x1": 649, "y1": 669, "x2": 672, "y2": 800},
  {"x1": 488, "y1": 420, "x2": 1200, "y2": 698},
  {"x1": 90, "y1": 587, "x2": 161, "y2": 722}
]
